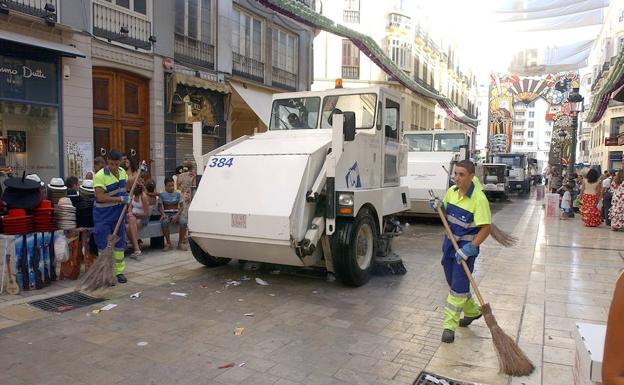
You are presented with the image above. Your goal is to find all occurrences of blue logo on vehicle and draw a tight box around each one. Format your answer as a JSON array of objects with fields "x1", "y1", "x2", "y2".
[{"x1": 346, "y1": 162, "x2": 362, "y2": 188}]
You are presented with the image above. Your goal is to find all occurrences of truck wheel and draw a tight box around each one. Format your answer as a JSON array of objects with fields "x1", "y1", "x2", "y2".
[
  {"x1": 332, "y1": 208, "x2": 377, "y2": 287},
  {"x1": 189, "y1": 238, "x2": 231, "y2": 267}
]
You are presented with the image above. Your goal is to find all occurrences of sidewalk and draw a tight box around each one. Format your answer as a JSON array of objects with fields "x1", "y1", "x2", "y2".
[{"x1": 427, "y1": 197, "x2": 623, "y2": 385}]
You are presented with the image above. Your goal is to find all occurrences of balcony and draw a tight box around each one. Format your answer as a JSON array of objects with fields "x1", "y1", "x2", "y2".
[
  {"x1": 232, "y1": 53, "x2": 264, "y2": 83},
  {"x1": 413, "y1": 75, "x2": 437, "y2": 94},
  {"x1": 272, "y1": 67, "x2": 297, "y2": 91},
  {"x1": 174, "y1": 33, "x2": 215, "y2": 70},
  {"x1": 342, "y1": 65, "x2": 359, "y2": 80},
  {"x1": 343, "y1": 9, "x2": 360, "y2": 23},
  {"x1": 92, "y1": 1, "x2": 152, "y2": 50},
  {"x1": 387, "y1": 13, "x2": 411, "y2": 31},
  {"x1": 4, "y1": 0, "x2": 57, "y2": 22}
]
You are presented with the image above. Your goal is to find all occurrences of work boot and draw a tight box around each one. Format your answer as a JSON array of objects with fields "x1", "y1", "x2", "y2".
[
  {"x1": 459, "y1": 314, "x2": 482, "y2": 327},
  {"x1": 441, "y1": 329, "x2": 455, "y2": 343},
  {"x1": 116, "y1": 274, "x2": 127, "y2": 284}
]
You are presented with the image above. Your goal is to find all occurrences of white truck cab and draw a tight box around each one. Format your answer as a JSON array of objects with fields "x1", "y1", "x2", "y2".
[{"x1": 188, "y1": 86, "x2": 409, "y2": 286}]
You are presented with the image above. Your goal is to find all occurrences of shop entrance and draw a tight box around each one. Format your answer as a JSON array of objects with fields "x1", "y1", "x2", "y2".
[{"x1": 92, "y1": 68, "x2": 149, "y2": 167}]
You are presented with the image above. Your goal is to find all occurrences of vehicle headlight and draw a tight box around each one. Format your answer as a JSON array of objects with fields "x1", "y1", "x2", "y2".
[{"x1": 338, "y1": 192, "x2": 354, "y2": 206}]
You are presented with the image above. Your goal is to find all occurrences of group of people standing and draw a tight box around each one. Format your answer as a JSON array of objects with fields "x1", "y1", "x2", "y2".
[{"x1": 577, "y1": 169, "x2": 624, "y2": 230}]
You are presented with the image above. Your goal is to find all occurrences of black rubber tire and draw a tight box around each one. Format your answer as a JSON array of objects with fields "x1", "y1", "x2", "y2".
[
  {"x1": 189, "y1": 238, "x2": 231, "y2": 267},
  {"x1": 332, "y1": 208, "x2": 378, "y2": 287}
]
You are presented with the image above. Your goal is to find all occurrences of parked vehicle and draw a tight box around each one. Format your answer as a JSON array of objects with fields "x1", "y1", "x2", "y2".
[
  {"x1": 490, "y1": 153, "x2": 531, "y2": 194},
  {"x1": 477, "y1": 163, "x2": 508, "y2": 201}
]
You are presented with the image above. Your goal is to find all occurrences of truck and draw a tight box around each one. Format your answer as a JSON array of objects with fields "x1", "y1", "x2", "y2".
[
  {"x1": 401, "y1": 130, "x2": 471, "y2": 216},
  {"x1": 188, "y1": 86, "x2": 409, "y2": 286},
  {"x1": 477, "y1": 163, "x2": 508, "y2": 201},
  {"x1": 489, "y1": 153, "x2": 531, "y2": 194}
]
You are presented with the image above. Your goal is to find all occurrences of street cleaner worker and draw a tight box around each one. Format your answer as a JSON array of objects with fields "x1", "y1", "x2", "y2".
[
  {"x1": 430, "y1": 160, "x2": 492, "y2": 343},
  {"x1": 93, "y1": 149, "x2": 130, "y2": 284}
]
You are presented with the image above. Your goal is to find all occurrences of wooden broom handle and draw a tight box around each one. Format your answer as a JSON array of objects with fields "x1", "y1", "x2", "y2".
[
  {"x1": 434, "y1": 202, "x2": 486, "y2": 306},
  {"x1": 111, "y1": 161, "x2": 145, "y2": 238}
]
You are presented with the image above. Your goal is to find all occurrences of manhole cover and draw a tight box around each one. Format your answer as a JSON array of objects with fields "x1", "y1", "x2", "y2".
[
  {"x1": 29, "y1": 292, "x2": 105, "y2": 312},
  {"x1": 413, "y1": 371, "x2": 481, "y2": 385}
]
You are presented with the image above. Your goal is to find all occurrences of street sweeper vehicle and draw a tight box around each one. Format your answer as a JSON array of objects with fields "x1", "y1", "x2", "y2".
[
  {"x1": 187, "y1": 86, "x2": 409, "y2": 286},
  {"x1": 477, "y1": 163, "x2": 509, "y2": 201},
  {"x1": 401, "y1": 130, "x2": 471, "y2": 216}
]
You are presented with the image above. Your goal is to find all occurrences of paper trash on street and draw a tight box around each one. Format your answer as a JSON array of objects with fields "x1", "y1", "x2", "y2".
[
  {"x1": 170, "y1": 292, "x2": 188, "y2": 297},
  {"x1": 255, "y1": 277, "x2": 269, "y2": 286},
  {"x1": 100, "y1": 304, "x2": 118, "y2": 311}
]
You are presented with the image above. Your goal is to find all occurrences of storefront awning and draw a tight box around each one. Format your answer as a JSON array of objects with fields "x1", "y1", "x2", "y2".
[
  {"x1": 173, "y1": 73, "x2": 231, "y2": 94},
  {"x1": 0, "y1": 30, "x2": 86, "y2": 58},
  {"x1": 230, "y1": 82, "x2": 273, "y2": 126}
]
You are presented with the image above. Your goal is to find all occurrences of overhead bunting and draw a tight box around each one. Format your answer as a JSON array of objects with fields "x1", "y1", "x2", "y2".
[
  {"x1": 509, "y1": 40, "x2": 593, "y2": 76},
  {"x1": 254, "y1": 0, "x2": 478, "y2": 127},
  {"x1": 495, "y1": 0, "x2": 609, "y2": 20}
]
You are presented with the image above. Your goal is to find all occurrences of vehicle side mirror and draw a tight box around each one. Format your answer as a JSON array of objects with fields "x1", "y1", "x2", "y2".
[{"x1": 343, "y1": 111, "x2": 356, "y2": 142}]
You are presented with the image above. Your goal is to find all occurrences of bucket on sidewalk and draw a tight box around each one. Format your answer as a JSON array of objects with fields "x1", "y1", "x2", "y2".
[
  {"x1": 536, "y1": 184, "x2": 545, "y2": 200},
  {"x1": 545, "y1": 193, "x2": 560, "y2": 217}
]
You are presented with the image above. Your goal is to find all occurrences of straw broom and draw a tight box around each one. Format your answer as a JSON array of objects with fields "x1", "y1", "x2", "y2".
[
  {"x1": 80, "y1": 161, "x2": 145, "y2": 291},
  {"x1": 430, "y1": 190, "x2": 534, "y2": 377}
]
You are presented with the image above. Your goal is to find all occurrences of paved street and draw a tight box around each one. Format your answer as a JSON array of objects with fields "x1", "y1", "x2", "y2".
[{"x1": 0, "y1": 195, "x2": 621, "y2": 385}]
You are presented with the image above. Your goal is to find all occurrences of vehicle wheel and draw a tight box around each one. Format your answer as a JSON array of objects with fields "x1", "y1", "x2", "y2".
[
  {"x1": 332, "y1": 208, "x2": 378, "y2": 287},
  {"x1": 189, "y1": 238, "x2": 231, "y2": 267}
]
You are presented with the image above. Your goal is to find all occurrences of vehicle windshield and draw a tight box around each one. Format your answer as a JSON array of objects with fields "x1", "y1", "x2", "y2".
[
  {"x1": 434, "y1": 133, "x2": 466, "y2": 152},
  {"x1": 484, "y1": 166, "x2": 505, "y2": 183},
  {"x1": 404, "y1": 133, "x2": 433, "y2": 152},
  {"x1": 494, "y1": 155, "x2": 524, "y2": 168},
  {"x1": 320, "y1": 93, "x2": 377, "y2": 129},
  {"x1": 269, "y1": 97, "x2": 321, "y2": 130}
]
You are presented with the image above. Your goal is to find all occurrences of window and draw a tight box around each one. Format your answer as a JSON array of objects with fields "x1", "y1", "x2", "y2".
[
  {"x1": 528, "y1": 101, "x2": 535, "y2": 108},
  {"x1": 528, "y1": 131, "x2": 534, "y2": 138},
  {"x1": 413, "y1": 54, "x2": 420, "y2": 80},
  {"x1": 527, "y1": 141, "x2": 534, "y2": 146},
  {"x1": 513, "y1": 121, "x2": 524, "y2": 127},
  {"x1": 405, "y1": 133, "x2": 433, "y2": 151},
  {"x1": 528, "y1": 111, "x2": 534, "y2": 118},
  {"x1": 106, "y1": 0, "x2": 148, "y2": 14},
  {"x1": 232, "y1": 8, "x2": 263, "y2": 61},
  {"x1": 320, "y1": 93, "x2": 377, "y2": 129},
  {"x1": 175, "y1": 0, "x2": 212, "y2": 42},
  {"x1": 343, "y1": 0, "x2": 360, "y2": 23},
  {"x1": 389, "y1": 39, "x2": 411, "y2": 71},
  {"x1": 272, "y1": 28, "x2": 298, "y2": 73},
  {"x1": 545, "y1": 131, "x2": 551, "y2": 137},
  {"x1": 341, "y1": 39, "x2": 359, "y2": 79},
  {"x1": 269, "y1": 97, "x2": 320, "y2": 130},
  {"x1": 528, "y1": 121, "x2": 534, "y2": 128},
  {"x1": 410, "y1": 102, "x2": 419, "y2": 130}
]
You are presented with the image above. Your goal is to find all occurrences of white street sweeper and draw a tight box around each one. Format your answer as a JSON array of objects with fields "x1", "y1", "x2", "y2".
[{"x1": 188, "y1": 86, "x2": 409, "y2": 286}]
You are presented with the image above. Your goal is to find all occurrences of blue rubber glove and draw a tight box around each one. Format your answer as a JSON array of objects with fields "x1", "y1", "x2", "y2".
[
  {"x1": 429, "y1": 199, "x2": 444, "y2": 211},
  {"x1": 119, "y1": 195, "x2": 131, "y2": 205},
  {"x1": 455, "y1": 242, "x2": 478, "y2": 264}
]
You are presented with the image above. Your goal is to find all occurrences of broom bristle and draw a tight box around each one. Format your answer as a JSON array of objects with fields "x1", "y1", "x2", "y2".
[
  {"x1": 482, "y1": 303, "x2": 535, "y2": 377},
  {"x1": 78, "y1": 241, "x2": 117, "y2": 291},
  {"x1": 491, "y1": 224, "x2": 518, "y2": 247}
]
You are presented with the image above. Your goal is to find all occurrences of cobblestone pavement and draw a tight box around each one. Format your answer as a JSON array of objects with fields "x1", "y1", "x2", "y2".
[{"x1": 0, "y1": 196, "x2": 621, "y2": 385}]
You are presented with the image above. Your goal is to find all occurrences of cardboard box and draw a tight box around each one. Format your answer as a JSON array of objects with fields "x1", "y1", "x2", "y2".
[{"x1": 573, "y1": 322, "x2": 606, "y2": 385}]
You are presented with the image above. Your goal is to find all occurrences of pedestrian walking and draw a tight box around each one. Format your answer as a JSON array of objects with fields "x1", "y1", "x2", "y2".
[
  {"x1": 93, "y1": 149, "x2": 130, "y2": 284},
  {"x1": 560, "y1": 185, "x2": 574, "y2": 219},
  {"x1": 609, "y1": 170, "x2": 624, "y2": 231},
  {"x1": 429, "y1": 160, "x2": 492, "y2": 343},
  {"x1": 602, "y1": 171, "x2": 614, "y2": 225},
  {"x1": 580, "y1": 168, "x2": 602, "y2": 227}
]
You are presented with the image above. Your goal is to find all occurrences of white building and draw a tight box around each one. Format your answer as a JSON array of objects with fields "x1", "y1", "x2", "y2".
[
  {"x1": 312, "y1": 0, "x2": 478, "y2": 136},
  {"x1": 510, "y1": 99, "x2": 552, "y2": 168}
]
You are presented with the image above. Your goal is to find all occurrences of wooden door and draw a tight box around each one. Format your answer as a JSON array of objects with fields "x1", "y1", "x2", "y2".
[{"x1": 92, "y1": 68, "x2": 149, "y2": 167}]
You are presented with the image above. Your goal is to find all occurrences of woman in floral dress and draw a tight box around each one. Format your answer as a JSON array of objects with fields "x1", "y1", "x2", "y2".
[
  {"x1": 580, "y1": 168, "x2": 602, "y2": 227},
  {"x1": 609, "y1": 170, "x2": 624, "y2": 231}
]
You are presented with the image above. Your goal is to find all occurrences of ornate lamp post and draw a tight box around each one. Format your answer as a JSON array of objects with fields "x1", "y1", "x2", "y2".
[{"x1": 567, "y1": 88, "x2": 584, "y2": 188}]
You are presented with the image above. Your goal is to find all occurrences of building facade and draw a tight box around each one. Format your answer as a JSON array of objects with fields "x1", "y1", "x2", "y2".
[
  {"x1": 312, "y1": 0, "x2": 478, "y2": 137},
  {"x1": 510, "y1": 99, "x2": 552, "y2": 167},
  {"x1": 0, "y1": 0, "x2": 314, "y2": 185},
  {"x1": 585, "y1": 1, "x2": 624, "y2": 171}
]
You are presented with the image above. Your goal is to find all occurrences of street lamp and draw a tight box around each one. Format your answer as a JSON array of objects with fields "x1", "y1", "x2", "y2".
[{"x1": 567, "y1": 88, "x2": 584, "y2": 189}]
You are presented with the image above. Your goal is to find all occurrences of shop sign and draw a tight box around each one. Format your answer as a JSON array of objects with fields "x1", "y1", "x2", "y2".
[
  {"x1": 605, "y1": 137, "x2": 620, "y2": 146},
  {"x1": 609, "y1": 151, "x2": 623, "y2": 161},
  {"x1": 0, "y1": 55, "x2": 58, "y2": 104}
]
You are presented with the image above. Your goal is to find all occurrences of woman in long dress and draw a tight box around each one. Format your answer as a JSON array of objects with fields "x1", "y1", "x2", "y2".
[
  {"x1": 580, "y1": 168, "x2": 602, "y2": 227},
  {"x1": 609, "y1": 170, "x2": 624, "y2": 231}
]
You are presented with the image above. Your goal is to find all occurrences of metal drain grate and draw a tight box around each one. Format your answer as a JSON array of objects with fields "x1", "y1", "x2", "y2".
[
  {"x1": 413, "y1": 371, "x2": 479, "y2": 385},
  {"x1": 29, "y1": 292, "x2": 105, "y2": 312}
]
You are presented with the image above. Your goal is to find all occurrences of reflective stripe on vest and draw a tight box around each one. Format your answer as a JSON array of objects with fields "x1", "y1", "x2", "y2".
[{"x1": 446, "y1": 215, "x2": 476, "y2": 229}]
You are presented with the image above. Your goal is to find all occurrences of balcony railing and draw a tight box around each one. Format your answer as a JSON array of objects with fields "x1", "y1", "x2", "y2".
[
  {"x1": 6, "y1": 0, "x2": 57, "y2": 21},
  {"x1": 272, "y1": 67, "x2": 297, "y2": 91},
  {"x1": 174, "y1": 33, "x2": 215, "y2": 70},
  {"x1": 342, "y1": 65, "x2": 359, "y2": 79},
  {"x1": 92, "y1": 2, "x2": 152, "y2": 50},
  {"x1": 413, "y1": 75, "x2": 437, "y2": 94},
  {"x1": 388, "y1": 13, "x2": 411, "y2": 30},
  {"x1": 343, "y1": 10, "x2": 360, "y2": 23},
  {"x1": 232, "y1": 53, "x2": 264, "y2": 83}
]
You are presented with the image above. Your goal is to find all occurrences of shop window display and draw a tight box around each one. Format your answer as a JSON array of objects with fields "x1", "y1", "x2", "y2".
[{"x1": 0, "y1": 101, "x2": 60, "y2": 181}]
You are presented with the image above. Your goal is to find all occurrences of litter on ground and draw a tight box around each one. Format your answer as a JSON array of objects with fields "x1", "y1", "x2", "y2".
[
  {"x1": 100, "y1": 304, "x2": 118, "y2": 311},
  {"x1": 255, "y1": 277, "x2": 269, "y2": 286},
  {"x1": 234, "y1": 327, "x2": 245, "y2": 336},
  {"x1": 170, "y1": 292, "x2": 188, "y2": 297},
  {"x1": 130, "y1": 292, "x2": 141, "y2": 299},
  {"x1": 218, "y1": 363, "x2": 235, "y2": 369}
]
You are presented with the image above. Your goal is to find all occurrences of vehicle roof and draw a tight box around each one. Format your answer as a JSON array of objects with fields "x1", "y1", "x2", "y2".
[
  {"x1": 404, "y1": 130, "x2": 468, "y2": 135},
  {"x1": 272, "y1": 86, "x2": 402, "y2": 101}
]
